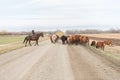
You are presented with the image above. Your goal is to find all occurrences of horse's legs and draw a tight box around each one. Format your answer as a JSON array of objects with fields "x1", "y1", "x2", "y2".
[
  {"x1": 29, "y1": 40, "x2": 32, "y2": 46},
  {"x1": 37, "y1": 40, "x2": 39, "y2": 46},
  {"x1": 34, "y1": 41, "x2": 36, "y2": 46},
  {"x1": 34, "y1": 40, "x2": 37, "y2": 46},
  {"x1": 35, "y1": 40, "x2": 39, "y2": 46},
  {"x1": 25, "y1": 40, "x2": 28, "y2": 46},
  {"x1": 34, "y1": 40, "x2": 36, "y2": 46}
]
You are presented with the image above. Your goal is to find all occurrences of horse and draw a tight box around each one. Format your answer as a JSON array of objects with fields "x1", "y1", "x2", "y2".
[{"x1": 23, "y1": 32, "x2": 44, "y2": 46}]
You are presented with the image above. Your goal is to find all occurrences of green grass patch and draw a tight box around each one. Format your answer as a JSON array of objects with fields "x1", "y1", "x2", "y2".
[
  {"x1": 0, "y1": 35, "x2": 25, "y2": 44},
  {"x1": 88, "y1": 46, "x2": 120, "y2": 67},
  {"x1": 0, "y1": 36, "x2": 49, "y2": 55},
  {"x1": 0, "y1": 43, "x2": 24, "y2": 55}
]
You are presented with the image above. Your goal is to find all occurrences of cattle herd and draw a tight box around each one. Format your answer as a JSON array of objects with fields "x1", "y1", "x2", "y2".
[{"x1": 49, "y1": 34, "x2": 113, "y2": 51}]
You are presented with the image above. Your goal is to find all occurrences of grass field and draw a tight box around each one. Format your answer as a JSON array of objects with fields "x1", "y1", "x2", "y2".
[
  {"x1": 0, "y1": 35, "x2": 48, "y2": 55},
  {"x1": 82, "y1": 33, "x2": 120, "y2": 39},
  {"x1": 83, "y1": 33, "x2": 120, "y2": 55},
  {"x1": 83, "y1": 33, "x2": 120, "y2": 66},
  {"x1": 0, "y1": 35, "x2": 25, "y2": 44}
]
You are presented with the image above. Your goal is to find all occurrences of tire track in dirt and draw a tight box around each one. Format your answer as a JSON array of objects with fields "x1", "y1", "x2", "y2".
[
  {"x1": 22, "y1": 44, "x2": 74, "y2": 80},
  {"x1": 67, "y1": 45, "x2": 120, "y2": 80},
  {"x1": 0, "y1": 41, "x2": 52, "y2": 80},
  {"x1": 68, "y1": 45, "x2": 102, "y2": 80},
  {"x1": 0, "y1": 40, "x2": 49, "y2": 67}
]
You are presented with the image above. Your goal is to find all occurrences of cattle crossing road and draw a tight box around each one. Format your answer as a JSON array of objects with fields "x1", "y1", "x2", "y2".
[{"x1": 0, "y1": 40, "x2": 119, "y2": 80}]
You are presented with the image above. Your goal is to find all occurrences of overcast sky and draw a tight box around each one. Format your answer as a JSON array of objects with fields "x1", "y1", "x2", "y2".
[{"x1": 0, "y1": 0, "x2": 120, "y2": 31}]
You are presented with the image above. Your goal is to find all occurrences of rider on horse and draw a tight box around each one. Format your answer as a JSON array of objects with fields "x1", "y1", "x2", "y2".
[{"x1": 32, "y1": 30, "x2": 36, "y2": 39}]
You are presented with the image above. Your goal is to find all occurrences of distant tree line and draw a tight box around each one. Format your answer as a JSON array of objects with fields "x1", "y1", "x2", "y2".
[
  {"x1": 66, "y1": 28, "x2": 120, "y2": 34},
  {"x1": 0, "y1": 28, "x2": 120, "y2": 35},
  {"x1": 0, "y1": 31, "x2": 54, "y2": 35},
  {"x1": 0, "y1": 32, "x2": 29, "y2": 35}
]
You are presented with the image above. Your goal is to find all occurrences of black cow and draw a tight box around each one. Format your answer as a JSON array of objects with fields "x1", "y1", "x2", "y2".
[{"x1": 60, "y1": 35, "x2": 67, "y2": 44}]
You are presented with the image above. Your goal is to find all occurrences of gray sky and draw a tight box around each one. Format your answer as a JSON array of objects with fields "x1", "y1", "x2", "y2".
[{"x1": 0, "y1": 0, "x2": 120, "y2": 31}]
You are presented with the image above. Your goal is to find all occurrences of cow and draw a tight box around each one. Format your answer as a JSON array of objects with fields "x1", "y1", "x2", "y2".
[
  {"x1": 91, "y1": 41, "x2": 96, "y2": 47},
  {"x1": 50, "y1": 34, "x2": 53, "y2": 43},
  {"x1": 104, "y1": 40, "x2": 112, "y2": 46},
  {"x1": 79, "y1": 36, "x2": 89, "y2": 46},
  {"x1": 72, "y1": 35, "x2": 80, "y2": 45},
  {"x1": 60, "y1": 35, "x2": 67, "y2": 44},
  {"x1": 67, "y1": 35, "x2": 73, "y2": 45},
  {"x1": 50, "y1": 34, "x2": 59, "y2": 43},
  {"x1": 96, "y1": 41, "x2": 104, "y2": 50}
]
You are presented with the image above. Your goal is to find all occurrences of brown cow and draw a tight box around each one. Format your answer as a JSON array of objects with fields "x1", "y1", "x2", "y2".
[
  {"x1": 104, "y1": 40, "x2": 112, "y2": 46},
  {"x1": 96, "y1": 41, "x2": 104, "y2": 50},
  {"x1": 79, "y1": 36, "x2": 89, "y2": 45},
  {"x1": 72, "y1": 34, "x2": 80, "y2": 45},
  {"x1": 91, "y1": 41, "x2": 96, "y2": 46},
  {"x1": 67, "y1": 35, "x2": 73, "y2": 44},
  {"x1": 49, "y1": 34, "x2": 53, "y2": 43}
]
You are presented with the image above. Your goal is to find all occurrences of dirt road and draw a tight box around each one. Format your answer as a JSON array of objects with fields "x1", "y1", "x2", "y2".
[{"x1": 0, "y1": 40, "x2": 119, "y2": 80}]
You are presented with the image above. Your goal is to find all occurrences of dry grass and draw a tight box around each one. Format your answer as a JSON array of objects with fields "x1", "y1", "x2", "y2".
[
  {"x1": 0, "y1": 36, "x2": 49, "y2": 55},
  {"x1": 0, "y1": 35, "x2": 24, "y2": 44},
  {"x1": 90, "y1": 39, "x2": 120, "y2": 57},
  {"x1": 88, "y1": 37, "x2": 120, "y2": 66},
  {"x1": 89, "y1": 46, "x2": 120, "y2": 66},
  {"x1": 83, "y1": 33, "x2": 120, "y2": 56},
  {"x1": 82, "y1": 33, "x2": 120, "y2": 39},
  {"x1": 0, "y1": 43, "x2": 24, "y2": 54},
  {"x1": 82, "y1": 33, "x2": 120, "y2": 66}
]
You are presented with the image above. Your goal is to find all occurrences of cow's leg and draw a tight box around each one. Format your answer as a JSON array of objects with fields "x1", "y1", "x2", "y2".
[
  {"x1": 62, "y1": 40, "x2": 64, "y2": 44},
  {"x1": 75, "y1": 41, "x2": 77, "y2": 45},
  {"x1": 51, "y1": 39, "x2": 53, "y2": 43},
  {"x1": 88, "y1": 41, "x2": 89, "y2": 46},
  {"x1": 63, "y1": 41, "x2": 65, "y2": 44},
  {"x1": 101, "y1": 46, "x2": 103, "y2": 50},
  {"x1": 103, "y1": 46, "x2": 104, "y2": 51}
]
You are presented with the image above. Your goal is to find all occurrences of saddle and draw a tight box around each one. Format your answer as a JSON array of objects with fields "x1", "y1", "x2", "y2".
[{"x1": 32, "y1": 34, "x2": 36, "y2": 39}]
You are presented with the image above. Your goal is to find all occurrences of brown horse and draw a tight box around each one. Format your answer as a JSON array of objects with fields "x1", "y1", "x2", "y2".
[{"x1": 23, "y1": 33, "x2": 44, "y2": 46}]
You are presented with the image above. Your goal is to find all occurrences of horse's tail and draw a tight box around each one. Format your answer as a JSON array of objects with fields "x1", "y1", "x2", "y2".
[{"x1": 23, "y1": 37, "x2": 27, "y2": 44}]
